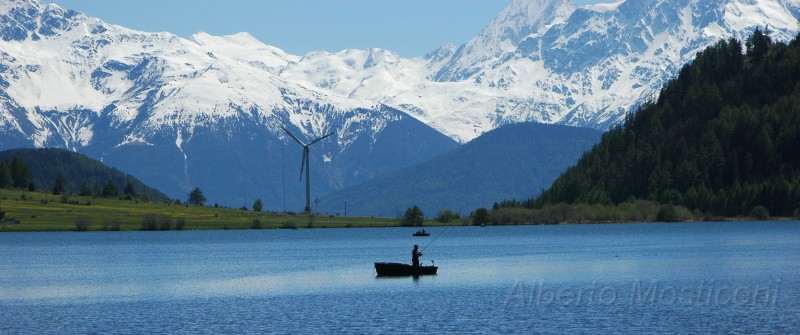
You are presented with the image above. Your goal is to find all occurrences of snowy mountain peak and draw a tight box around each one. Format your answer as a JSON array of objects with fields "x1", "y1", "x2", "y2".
[
  {"x1": 501, "y1": 0, "x2": 576, "y2": 34},
  {"x1": 582, "y1": 0, "x2": 625, "y2": 13},
  {"x1": 0, "y1": 0, "x2": 82, "y2": 42},
  {"x1": 191, "y1": 31, "x2": 299, "y2": 73},
  {"x1": 344, "y1": 0, "x2": 799, "y2": 141},
  {"x1": 0, "y1": 0, "x2": 418, "y2": 148},
  {"x1": 0, "y1": 0, "x2": 35, "y2": 14},
  {"x1": 433, "y1": 0, "x2": 576, "y2": 82}
]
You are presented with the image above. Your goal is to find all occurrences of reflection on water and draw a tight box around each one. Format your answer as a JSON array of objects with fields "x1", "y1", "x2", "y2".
[{"x1": 1, "y1": 221, "x2": 799, "y2": 333}]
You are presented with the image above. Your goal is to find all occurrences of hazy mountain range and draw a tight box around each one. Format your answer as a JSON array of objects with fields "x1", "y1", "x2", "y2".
[{"x1": 322, "y1": 122, "x2": 601, "y2": 217}]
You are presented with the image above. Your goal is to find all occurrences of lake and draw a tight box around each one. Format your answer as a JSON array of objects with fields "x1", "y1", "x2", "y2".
[{"x1": 1, "y1": 221, "x2": 799, "y2": 333}]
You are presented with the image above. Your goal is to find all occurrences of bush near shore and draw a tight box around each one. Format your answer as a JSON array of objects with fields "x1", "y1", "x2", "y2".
[{"x1": 481, "y1": 199, "x2": 792, "y2": 225}]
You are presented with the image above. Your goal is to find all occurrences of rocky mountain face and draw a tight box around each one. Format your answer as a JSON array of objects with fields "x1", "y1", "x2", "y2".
[{"x1": 285, "y1": 0, "x2": 800, "y2": 142}]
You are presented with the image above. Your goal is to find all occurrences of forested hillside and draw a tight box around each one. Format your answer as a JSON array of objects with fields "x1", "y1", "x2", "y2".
[
  {"x1": 521, "y1": 29, "x2": 800, "y2": 218},
  {"x1": 0, "y1": 148, "x2": 168, "y2": 201}
]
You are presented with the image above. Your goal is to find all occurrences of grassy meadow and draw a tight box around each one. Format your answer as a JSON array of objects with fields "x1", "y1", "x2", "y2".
[{"x1": 0, "y1": 189, "x2": 415, "y2": 232}]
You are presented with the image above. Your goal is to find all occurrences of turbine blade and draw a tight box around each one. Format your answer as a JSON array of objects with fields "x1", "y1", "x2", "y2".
[
  {"x1": 299, "y1": 151, "x2": 306, "y2": 180},
  {"x1": 308, "y1": 132, "x2": 335, "y2": 146},
  {"x1": 282, "y1": 126, "x2": 306, "y2": 145}
]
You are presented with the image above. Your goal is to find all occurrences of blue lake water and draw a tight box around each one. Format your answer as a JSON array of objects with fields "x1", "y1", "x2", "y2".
[{"x1": 1, "y1": 221, "x2": 799, "y2": 333}]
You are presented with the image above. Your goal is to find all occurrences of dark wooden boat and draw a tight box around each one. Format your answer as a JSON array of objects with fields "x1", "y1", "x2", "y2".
[
  {"x1": 374, "y1": 262, "x2": 437, "y2": 276},
  {"x1": 412, "y1": 229, "x2": 430, "y2": 236}
]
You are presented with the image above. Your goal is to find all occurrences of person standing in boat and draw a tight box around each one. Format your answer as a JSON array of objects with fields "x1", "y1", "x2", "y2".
[{"x1": 412, "y1": 244, "x2": 423, "y2": 267}]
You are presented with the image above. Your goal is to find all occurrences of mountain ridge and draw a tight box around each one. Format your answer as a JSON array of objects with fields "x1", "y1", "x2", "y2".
[
  {"x1": 1, "y1": 0, "x2": 799, "y2": 207},
  {"x1": 2, "y1": 1, "x2": 800, "y2": 142},
  {"x1": 283, "y1": 0, "x2": 800, "y2": 141},
  {"x1": 0, "y1": 147, "x2": 169, "y2": 201},
  {"x1": 321, "y1": 122, "x2": 601, "y2": 217}
]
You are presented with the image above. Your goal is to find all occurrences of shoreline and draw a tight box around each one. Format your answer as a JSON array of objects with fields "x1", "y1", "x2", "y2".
[
  {"x1": 2, "y1": 216, "x2": 795, "y2": 233},
  {"x1": 0, "y1": 189, "x2": 795, "y2": 233}
]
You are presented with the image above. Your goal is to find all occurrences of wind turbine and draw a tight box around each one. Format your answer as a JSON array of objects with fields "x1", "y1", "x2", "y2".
[{"x1": 282, "y1": 126, "x2": 334, "y2": 214}]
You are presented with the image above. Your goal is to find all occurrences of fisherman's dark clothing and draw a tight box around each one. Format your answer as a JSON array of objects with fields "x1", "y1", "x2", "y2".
[{"x1": 412, "y1": 247, "x2": 422, "y2": 267}]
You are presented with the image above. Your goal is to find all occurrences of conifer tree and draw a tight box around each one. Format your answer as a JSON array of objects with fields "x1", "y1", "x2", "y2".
[
  {"x1": 79, "y1": 182, "x2": 92, "y2": 196},
  {"x1": 102, "y1": 180, "x2": 118, "y2": 198},
  {"x1": 10, "y1": 157, "x2": 30, "y2": 189},
  {"x1": 188, "y1": 187, "x2": 207, "y2": 206},
  {"x1": 0, "y1": 163, "x2": 11, "y2": 189},
  {"x1": 124, "y1": 182, "x2": 136, "y2": 197},
  {"x1": 52, "y1": 175, "x2": 66, "y2": 195}
]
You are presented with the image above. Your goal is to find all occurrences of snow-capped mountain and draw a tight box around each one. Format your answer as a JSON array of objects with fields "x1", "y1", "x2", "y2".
[
  {"x1": 0, "y1": 0, "x2": 458, "y2": 208},
  {"x1": 1, "y1": 0, "x2": 799, "y2": 209},
  {"x1": 283, "y1": 0, "x2": 800, "y2": 141}
]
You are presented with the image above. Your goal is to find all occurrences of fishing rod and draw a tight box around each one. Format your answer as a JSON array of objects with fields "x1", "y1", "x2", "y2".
[{"x1": 420, "y1": 226, "x2": 450, "y2": 252}]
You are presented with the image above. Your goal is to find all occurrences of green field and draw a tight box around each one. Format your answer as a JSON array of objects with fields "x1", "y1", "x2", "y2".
[{"x1": 0, "y1": 189, "x2": 442, "y2": 232}]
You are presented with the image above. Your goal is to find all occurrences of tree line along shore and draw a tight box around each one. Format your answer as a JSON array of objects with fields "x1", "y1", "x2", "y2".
[{"x1": 0, "y1": 187, "x2": 791, "y2": 233}]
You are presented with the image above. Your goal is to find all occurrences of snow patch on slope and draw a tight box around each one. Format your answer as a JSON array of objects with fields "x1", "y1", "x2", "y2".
[{"x1": 583, "y1": 0, "x2": 625, "y2": 13}]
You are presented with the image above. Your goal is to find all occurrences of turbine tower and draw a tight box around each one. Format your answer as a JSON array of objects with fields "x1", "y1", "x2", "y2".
[{"x1": 282, "y1": 126, "x2": 334, "y2": 214}]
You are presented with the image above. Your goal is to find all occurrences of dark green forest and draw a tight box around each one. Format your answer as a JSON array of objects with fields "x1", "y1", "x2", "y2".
[
  {"x1": 509, "y1": 29, "x2": 800, "y2": 218},
  {"x1": 0, "y1": 148, "x2": 168, "y2": 201}
]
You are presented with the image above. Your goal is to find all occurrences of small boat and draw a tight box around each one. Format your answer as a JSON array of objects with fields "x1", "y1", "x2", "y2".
[
  {"x1": 374, "y1": 262, "x2": 438, "y2": 276},
  {"x1": 412, "y1": 229, "x2": 430, "y2": 236}
]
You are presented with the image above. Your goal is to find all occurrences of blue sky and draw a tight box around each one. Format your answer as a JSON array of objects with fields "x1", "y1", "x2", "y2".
[{"x1": 53, "y1": 0, "x2": 608, "y2": 58}]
